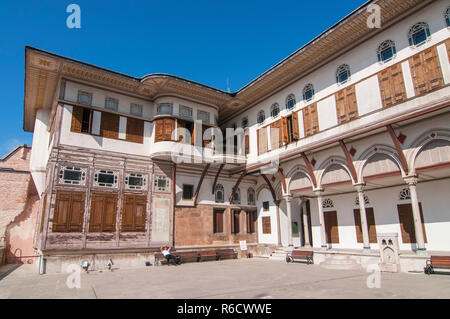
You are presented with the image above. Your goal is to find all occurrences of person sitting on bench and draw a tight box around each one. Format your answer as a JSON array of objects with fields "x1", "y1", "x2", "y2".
[{"x1": 160, "y1": 245, "x2": 180, "y2": 265}]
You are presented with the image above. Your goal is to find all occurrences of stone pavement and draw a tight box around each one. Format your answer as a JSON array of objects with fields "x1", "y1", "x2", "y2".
[{"x1": 0, "y1": 258, "x2": 450, "y2": 299}]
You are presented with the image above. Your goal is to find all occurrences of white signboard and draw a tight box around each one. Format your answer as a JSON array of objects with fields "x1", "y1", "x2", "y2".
[{"x1": 239, "y1": 240, "x2": 247, "y2": 251}]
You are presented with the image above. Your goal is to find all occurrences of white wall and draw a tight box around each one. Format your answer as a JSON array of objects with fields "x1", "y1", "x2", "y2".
[{"x1": 257, "y1": 188, "x2": 278, "y2": 245}]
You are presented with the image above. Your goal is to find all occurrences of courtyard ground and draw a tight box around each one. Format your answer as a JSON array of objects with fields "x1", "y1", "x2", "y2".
[{"x1": 0, "y1": 258, "x2": 449, "y2": 299}]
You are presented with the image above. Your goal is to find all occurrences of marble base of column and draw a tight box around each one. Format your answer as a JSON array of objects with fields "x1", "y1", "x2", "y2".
[{"x1": 415, "y1": 248, "x2": 428, "y2": 256}]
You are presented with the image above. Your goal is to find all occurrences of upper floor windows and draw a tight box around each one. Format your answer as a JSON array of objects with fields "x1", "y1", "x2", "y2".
[
  {"x1": 105, "y1": 97, "x2": 119, "y2": 112},
  {"x1": 197, "y1": 110, "x2": 210, "y2": 124},
  {"x1": 270, "y1": 103, "x2": 280, "y2": 118},
  {"x1": 232, "y1": 188, "x2": 241, "y2": 205},
  {"x1": 215, "y1": 184, "x2": 224, "y2": 203},
  {"x1": 77, "y1": 90, "x2": 92, "y2": 106},
  {"x1": 94, "y1": 169, "x2": 119, "y2": 188},
  {"x1": 58, "y1": 166, "x2": 87, "y2": 186},
  {"x1": 336, "y1": 64, "x2": 351, "y2": 84},
  {"x1": 125, "y1": 173, "x2": 147, "y2": 191},
  {"x1": 377, "y1": 40, "x2": 397, "y2": 63},
  {"x1": 445, "y1": 7, "x2": 450, "y2": 27},
  {"x1": 241, "y1": 116, "x2": 249, "y2": 128},
  {"x1": 257, "y1": 110, "x2": 265, "y2": 124},
  {"x1": 157, "y1": 103, "x2": 173, "y2": 115},
  {"x1": 285, "y1": 94, "x2": 296, "y2": 110},
  {"x1": 247, "y1": 187, "x2": 255, "y2": 206},
  {"x1": 408, "y1": 22, "x2": 430, "y2": 47},
  {"x1": 154, "y1": 175, "x2": 170, "y2": 192},
  {"x1": 179, "y1": 105, "x2": 193, "y2": 119},
  {"x1": 303, "y1": 84, "x2": 315, "y2": 102},
  {"x1": 130, "y1": 103, "x2": 143, "y2": 117}
]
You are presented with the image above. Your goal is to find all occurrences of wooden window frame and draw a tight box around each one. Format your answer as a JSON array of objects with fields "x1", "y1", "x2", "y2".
[
  {"x1": 89, "y1": 192, "x2": 118, "y2": 233},
  {"x1": 262, "y1": 216, "x2": 271, "y2": 234},
  {"x1": 213, "y1": 208, "x2": 225, "y2": 234},
  {"x1": 353, "y1": 207, "x2": 378, "y2": 244},
  {"x1": 231, "y1": 209, "x2": 240, "y2": 234}
]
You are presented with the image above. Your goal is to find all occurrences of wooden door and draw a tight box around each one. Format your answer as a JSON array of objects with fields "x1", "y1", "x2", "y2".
[
  {"x1": 397, "y1": 203, "x2": 427, "y2": 244},
  {"x1": 353, "y1": 208, "x2": 377, "y2": 244},
  {"x1": 324, "y1": 211, "x2": 339, "y2": 244},
  {"x1": 122, "y1": 195, "x2": 147, "y2": 232}
]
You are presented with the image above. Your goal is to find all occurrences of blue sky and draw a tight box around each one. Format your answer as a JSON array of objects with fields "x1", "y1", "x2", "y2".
[{"x1": 0, "y1": 0, "x2": 366, "y2": 156}]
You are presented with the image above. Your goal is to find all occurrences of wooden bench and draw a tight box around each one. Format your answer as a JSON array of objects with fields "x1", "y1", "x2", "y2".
[
  {"x1": 216, "y1": 248, "x2": 238, "y2": 260},
  {"x1": 286, "y1": 250, "x2": 313, "y2": 264},
  {"x1": 199, "y1": 249, "x2": 218, "y2": 262},
  {"x1": 425, "y1": 256, "x2": 450, "y2": 275},
  {"x1": 154, "y1": 251, "x2": 199, "y2": 265}
]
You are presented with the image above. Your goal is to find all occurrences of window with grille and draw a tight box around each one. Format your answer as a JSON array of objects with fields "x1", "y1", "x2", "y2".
[
  {"x1": 77, "y1": 91, "x2": 92, "y2": 106},
  {"x1": 377, "y1": 40, "x2": 396, "y2": 62},
  {"x1": 408, "y1": 22, "x2": 431, "y2": 47},
  {"x1": 157, "y1": 103, "x2": 173, "y2": 115},
  {"x1": 257, "y1": 110, "x2": 265, "y2": 124},
  {"x1": 154, "y1": 175, "x2": 170, "y2": 192},
  {"x1": 303, "y1": 84, "x2": 315, "y2": 102},
  {"x1": 336, "y1": 64, "x2": 351, "y2": 84},
  {"x1": 130, "y1": 103, "x2": 143, "y2": 117},
  {"x1": 93, "y1": 170, "x2": 119, "y2": 188},
  {"x1": 285, "y1": 94, "x2": 296, "y2": 110},
  {"x1": 59, "y1": 166, "x2": 86, "y2": 186},
  {"x1": 197, "y1": 110, "x2": 210, "y2": 124},
  {"x1": 215, "y1": 184, "x2": 224, "y2": 203},
  {"x1": 105, "y1": 97, "x2": 119, "y2": 111},
  {"x1": 271, "y1": 103, "x2": 280, "y2": 118},
  {"x1": 179, "y1": 105, "x2": 193, "y2": 119},
  {"x1": 125, "y1": 173, "x2": 147, "y2": 190}
]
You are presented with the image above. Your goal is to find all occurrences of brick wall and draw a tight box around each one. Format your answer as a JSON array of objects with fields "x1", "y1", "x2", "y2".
[{"x1": 175, "y1": 205, "x2": 258, "y2": 247}]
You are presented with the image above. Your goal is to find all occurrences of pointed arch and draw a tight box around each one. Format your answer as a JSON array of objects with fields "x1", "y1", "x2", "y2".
[
  {"x1": 357, "y1": 144, "x2": 404, "y2": 182},
  {"x1": 318, "y1": 156, "x2": 355, "y2": 187}
]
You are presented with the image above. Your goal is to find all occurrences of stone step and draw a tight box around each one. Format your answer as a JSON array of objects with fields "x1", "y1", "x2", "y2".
[{"x1": 319, "y1": 255, "x2": 361, "y2": 270}]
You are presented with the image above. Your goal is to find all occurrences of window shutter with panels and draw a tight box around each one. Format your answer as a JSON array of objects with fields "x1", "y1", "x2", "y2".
[
  {"x1": 244, "y1": 134, "x2": 249, "y2": 155},
  {"x1": 71, "y1": 106, "x2": 84, "y2": 133},
  {"x1": 89, "y1": 193, "x2": 117, "y2": 232},
  {"x1": 324, "y1": 211, "x2": 339, "y2": 244},
  {"x1": 126, "y1": 117, "x2": 144, "y2": 144},
  {"x1": 281, "y1": 117, "x2": 289, "y2": 144},
  {"x1": 397, "y1": 203, "x2": 427, "y2": 244},
  {"x1": 155, "y1": 119, "x2": 165, "y2": 142},
  {"x1": 270, "y1": 120, "x2": 282, "y2": 150},
  {"x1": 53, "y1": 191, "x2": 86, "y2": 233},
  {"x1": 164, "y1": 118, "x2": 175, "y2": 141},
  {"x1": 292, "y1": 112, "x2": 300, "y2": 140},
  {"x1": 353, "y1": 208, "x2": 377, "y2": 244},
  {"x1": 391, "y1": 64, "x2": 407, "y2": 105},
  {"x1": 101, "y1": 112, "x2": 120, "y2": 139},
  {"x1": 262, "y1": 216, "x2": 271, "y2": 234},
  {"x1": 102, "y1": 194, "x2": 117, "y2": 232},
  {"x1": 69, "y1": 191, "x2": 85, "y2": 232}
]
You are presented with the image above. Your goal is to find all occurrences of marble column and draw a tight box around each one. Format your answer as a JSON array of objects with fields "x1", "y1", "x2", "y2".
[
  {"x1": 404, "y1": 176, "x2": 426, "y2": 254},
  {"x1": 315, "y1": 189, "x2": 327, "y2": 249},
  {"x1": 355, "y1": 183, "x2": 371, "y2": 252},
  {"x1": 284, "y1": 195, "x2": 293, "y2": 246},
  {"x1": 301, "y1": 198, "x2": 311, "y2": 248}
]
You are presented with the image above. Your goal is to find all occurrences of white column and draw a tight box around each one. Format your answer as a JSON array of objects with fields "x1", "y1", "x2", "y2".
[
  {"x1": 405, "y1": 176, "x2": 426, "y2": 253},
  {"x1": 356, "y1": 184, "x2": 370, "y2": 252},
  {"x1": 284, "y1": 195, "x2": 293, "y2": 246},
  {"x1": 301, "y1": 198, "x2": 311, "y2": 248},
  {"x1": 315, "y1": 189, "x2": 327, "y2": 249}
]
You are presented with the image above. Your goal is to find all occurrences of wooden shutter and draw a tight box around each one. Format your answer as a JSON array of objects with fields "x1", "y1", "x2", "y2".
[
  {"x1": 270, "y1": 120, "x2": 282, "y2": 150},
  {"x1": 101, "y1": 112, "x2": 119, "y2": 139},
  {"x1": 122, "y1": 195, "x2": 146, "y2": 232},
  {"x1": 247, "y1": 211, "x2": 255, "y2": 233},
  {"x1": 214, "y1": 209, "x2": 224, "y2": 233},
  {"x1": 409, "y1": 46, "x2": 444, "y2": 96},
  {"x1": 353, "y1": 208, "x2": 377, "y2": 244},
  {"x1": 281, "y1": 117, "x2": 289, "y2": 144},
  {"x1": 232, "y1": 210, "x2": 240, "y2": 234},
  {"x1": 126, "y1": 117, "x2": 144, "y2": 144},
  {"x1": 89, "y1": 193, "x2": 117, "y2": 232},
  {"x1": 291, "y1": 112, "x2": 300, "y2": 140},
  {"x1": 244, "y1": 134, "x2": 249, "y2": 155},
  {"x1": 324, "y1": 211, "x2": 339, "y2": 244},
  {"x1": 257, "y1": 127, "x2": 268, "y2": 155},
  {"x1": 164, "y1": 118, "x2": 175, "y2": 141},
  {"x1": 53, "y1": 191, "x2": 85, "y2": 233},
  {"x1": 335, "y1": 85, "x2": 358, "y2": 124},
  {"x1": 397, "y1": 203, "x2": 427, "y2": 244},
  {"x1": 262, "y1": 216, "x2": 271, "y2": 234},
  {"x1": 379, "y1": 63, "x2": 407, "y2": 108},
  {"x1": 71, "y1": 106, "x2": 84, "y2": 133},
  {"x1": 303, "y1": 103, "x2": 319, "y2": 137},
  {"x1": 155, "y1": 119, "x2": 165, "y2": 142}
]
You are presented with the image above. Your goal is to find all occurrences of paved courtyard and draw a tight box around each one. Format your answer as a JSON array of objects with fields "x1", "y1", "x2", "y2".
[{"x1": 0, "y1": 258, "x2": 449, "y2": 299}]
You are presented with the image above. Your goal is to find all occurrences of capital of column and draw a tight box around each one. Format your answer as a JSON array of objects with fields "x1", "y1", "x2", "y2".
[
  {"x1": 404, "y1": 175, "x2": 419, "y2": 186},
  {"x1": 354, "y1": 183, "x2": 366, "y2": 193},
  {"x1": 314, "y1": 188, "x2": 324, "y2": 196},
  {"x1": 284, "y1": 195, "x2": 293, "y2": 203}
]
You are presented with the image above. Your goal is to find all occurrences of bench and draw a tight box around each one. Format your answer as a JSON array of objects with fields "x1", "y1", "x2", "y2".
[
  {"x1": 216, "y1": 248, "x2": 238, "y2": 260},
  {"x1": 286, "y1": 250, "x2": 313, "y2": 264},
  {"x1": 154, "y1": 250, "x2": 199, "y2": 266},
  {"x1": 424, "y1": 256, "x2": 450, "y2": 275},
  {"x1": 199, "y1": 249, "x2": 218, "y2": 262}
]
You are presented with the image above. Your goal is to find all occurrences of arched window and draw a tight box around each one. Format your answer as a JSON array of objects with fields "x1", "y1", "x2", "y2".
[
  {"x1": 215, "y1": 184, "x2": 224, "y2": 203},
  {"x1": 377, "y1": 40, "x2": 396, "y2": 62},
  {"x1": 399, "y1": 188, "x2": 411, "y2": 200},
  {"x1": 408, "y1": 22, "x2": 431, "y2": 47},
  {"x1": 257, "y1": 110, "x2": 265, "y2": 124},
  {"x1": 232, "y1": 188, "x2": 241, "y2": 204},
  {"x1": 303, "y1": 84, "x2": 315, "y2": 101},
  {"x1": 270, "y1": 103, "x2": 280, "y2": 118},
  {"x1": 445, "y1": 7, "x2": 450, "y2": 27},
  {"x1": 322, "y1": 198, "x2": 334, "y2": 208},
  {"x1": 336, "y1": 64, "x2": 350, "y2": 84},
  {"x1": 247, "y1": 187, "x2": 255, "y2": 205},
  {"x1": 285, "y1": 94, "x2": 296, "y2": 110},
  {"x1": 355, "y1": 194, "x2": 370, "y2": 206},
  {"x1": 241, "y1": 116, "x2": 248, "y2": 128}
]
